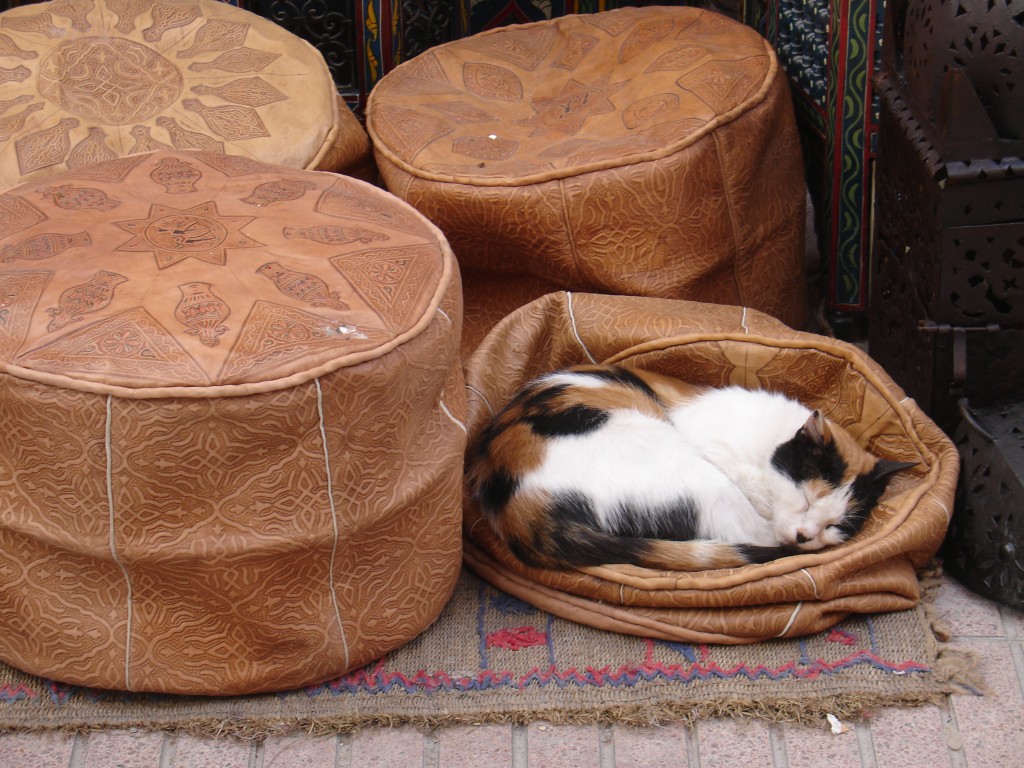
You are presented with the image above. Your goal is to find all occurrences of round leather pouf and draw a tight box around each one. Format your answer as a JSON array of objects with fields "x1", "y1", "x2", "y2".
[
  {"x1": 462, "y1": 292, "x2": 957, "y2": 643},
  {"x1": 0, "y1": 150, "x2": 464, "y2": 695},
  {"x1": 367, "y1": 6, "x2": 808, "y2": 340},
  {"x1": 0, "y1": 0, "x2": 374, "y2": 189}
]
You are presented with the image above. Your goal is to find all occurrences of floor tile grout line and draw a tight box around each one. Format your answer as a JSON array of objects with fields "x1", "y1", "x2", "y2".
[
  {"x1": 854, "y1": 720, "x2": 878, "y2": 768},
  {"x1": 768, "y1": 721, "x2": 788, "y2": 768},
  {"x1": 511, "y1": 723, "x2": 527, "y2": 768},
  {"x1": 684, "y1": 721, "x2": 701, "y2": 768},
  {"x1": 334, "y1": 733, "x2": 351, "y2": 768},
  {"x1": 939, "y1": 694, "x2": 969, "y2": 768},
  {"x1": 158, "y1": 731, "x2": 177, "y2": 768},
  {"x1": 249, "y1": 739, "x2": 265, "y2": 768},
  {"x1": 1001, "y1": 610, "x2": 1024, "y2": 701},
  {"x1": 68, "y1": 731, "x2": 89, "y2": 768},
  {"x1": 598, "y1": 722, "x2": 615, "y2": 768},
  {"x1": 950, "y1": 634, "x2": 1014, "y2": 643},
  {"x1": 424, "y1": 727, "x2": 440, "y2": 768}
]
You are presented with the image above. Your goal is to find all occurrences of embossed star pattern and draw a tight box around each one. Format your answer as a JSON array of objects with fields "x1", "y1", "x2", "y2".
[
  {"x1": 115, "y1": 201, "x2": 262, "y2": 269},
  {"x1": 516, "y1": 75, "x2": 628, "y2": 136}
]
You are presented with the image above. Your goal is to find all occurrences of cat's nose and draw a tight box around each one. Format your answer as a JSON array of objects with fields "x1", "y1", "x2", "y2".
[{"x1": 795, "y1": 532, "x2": 810, "y2": 544}]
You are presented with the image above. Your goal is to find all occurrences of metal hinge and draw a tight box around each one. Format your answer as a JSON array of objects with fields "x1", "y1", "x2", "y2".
[{"x1": 917, "y1": 321, "x2": 1002, "y2": 383}]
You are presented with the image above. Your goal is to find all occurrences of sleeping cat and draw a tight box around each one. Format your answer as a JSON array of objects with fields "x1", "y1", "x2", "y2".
[{"x1": 467, "y1": 364, "x2": 913, "y2": 571}]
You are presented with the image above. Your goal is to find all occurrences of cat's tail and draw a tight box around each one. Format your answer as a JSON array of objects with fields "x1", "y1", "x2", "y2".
[
  {"x1": 636, "y1": 540, "x2": 797, "y2": 571},
  {"x1": 488, "y1": 498, "x2": 796, "y2": 572}
]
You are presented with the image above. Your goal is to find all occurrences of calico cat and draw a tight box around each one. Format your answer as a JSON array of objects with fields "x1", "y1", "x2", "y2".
[{"x1": 468, "y1": 364, "x2": 913, "y2": 571}]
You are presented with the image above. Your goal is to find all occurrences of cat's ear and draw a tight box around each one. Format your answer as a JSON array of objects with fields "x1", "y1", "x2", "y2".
[
  {"x1": 872, "y1": 459, "x2": 918, "y2": 478},
  {"x1": 798, "y1": 410, "x2": 830, "y2": 446}
]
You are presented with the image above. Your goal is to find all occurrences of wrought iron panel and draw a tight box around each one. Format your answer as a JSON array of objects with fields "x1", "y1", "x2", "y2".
[
  {"x1": 945, "y1": 400, "x2": 1024, "y2": 609},
  {"x1": 245, "y1": 1, "x2": 358, "y2": 94}
]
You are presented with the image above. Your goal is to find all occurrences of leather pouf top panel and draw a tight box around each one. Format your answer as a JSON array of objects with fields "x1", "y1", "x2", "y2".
[
  {"x1": 0, "y1": 150, "x2": 449, "y2": 394},
  {"x1": 461, "y1": 292, "x2": 958, "y2": 644},
  {"x1": 367, "y1": 6, "x2": 808, "y2": 331},
  {"x1": 368, "y1": 6, "x2": 775, "y2": 185},
  {"x1": 0, "y1": 150, "x2": 465, "y2": 695},
  {"x1": 0, "y1": 0, "x2": 359, "y2": 190}
]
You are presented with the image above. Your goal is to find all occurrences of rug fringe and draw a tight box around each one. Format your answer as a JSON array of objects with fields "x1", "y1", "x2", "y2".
[
  {"x1": 918, "y1": 560, "x2": 988, "y2": 696},
  {"x1": 0, "y1": 562, "x2": 985, "y2": 739},
  {"x1": 0, "y1": 689, "x2": 958, "y2": 742}
]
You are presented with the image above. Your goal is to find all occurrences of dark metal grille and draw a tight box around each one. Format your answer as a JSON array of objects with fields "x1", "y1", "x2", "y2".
[
  {"x1": 869, "y1": 76, "x2": 1024, "y2": 434},
  {"x1": 244, "y1": 1, "x2": 358, "y2": 94},
  {"x1": 944, "y1": 400, "x2": 1024, "y2": 609}
]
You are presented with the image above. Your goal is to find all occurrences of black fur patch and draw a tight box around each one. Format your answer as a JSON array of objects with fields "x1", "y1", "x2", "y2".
[
  {"x1": 841, "y1": 466, "x2": 893, "y2": 536},
  {"x1": 522, "y1": 382, "x2": 569, "y2": 411},
  {"x1": 736, "y1": 544, "x2": 799, "y2": 564},
  {"x1": 579, "y1": 366, "x2": 660, "y2": 401},
  {"x1": 541, "y1": 491, "x2": 651, "y2": 567},
  {"x1": 771, "y1": 432, "x2": 846, "y2": 485},
  {"x1": 611, "y1": 498, "x2": 700, "y2": 541},
  {"x1": 477, "y1": 469, "x2": 519, "y2": 516},
  {"x1": 526, "y1": 403, "x2": 609, "y2": 437}
]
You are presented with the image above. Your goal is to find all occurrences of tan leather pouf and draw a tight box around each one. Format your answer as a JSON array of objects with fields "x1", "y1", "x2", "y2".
[
  {"x1": 367, "y1": 6, "x2": 808, "y2": 351},
  {"x1": 463, "y1": 292, "x2": 957, "y2": 643},
  {"x1": 0, "y1": 150, "x2": 464, "y2": 695},
  {"x1": 0, "y1": 0, "x2": 374, "y2": 190}
]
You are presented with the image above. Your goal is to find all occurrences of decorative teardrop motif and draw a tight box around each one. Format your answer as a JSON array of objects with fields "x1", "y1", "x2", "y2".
[
  {"x1": 15, "y1": 117, "x2": 79, "y2": 175},
  {"x1": 47, "y1": 269, "x2": 128, "y2": 331},
  {"x1": 0, "y1": 12, "x2": 66, "y2": 39},
  {"x1": 49, "y1": 0, "x2": 94, "y2": 33},
  {"x1": 282, "y1": 225, "x2": 388, "y2": 246},
  {"x1": 0, "y1": 103, "x2": 43, "y2": 140},
  {"x1": 40, "y1": 184, "x2": 121, "y2": 211},
  {"x1": 256, "y1": 261, "x2": 349, "y2": 311},
  {"x1": 191, "y1": 77, "x2": 287, "y2": 108},
  {"x1": 150, "y1": 156, "x2": 203, "y2": 194},
  {"x1": 0, "y1": 65, "x2": 31, "y2": 85},
  {"x1": 241, "y1": 180, "x2": 317, "y2": 207},
  {"x1": 0, "y1": 33, "x2": 38, "y2": 60},
  {"x1": 176, "y1": 19, "x2": 249, "y2": 59},
  {"x1": 174, "y1": 282, "x2": 230, "y2": 347},
  {"x1": 106, "y1": 0, "x2": 149, "y2": 34},
  {"x1": 127, "y1": 125, "x2": 173, "y2": 154},
  {"x1": 155, "y1": 116, "x2": 224, "y2": 152},
  {"x1": 0, "y1": 231, "x2": 91, "y2": 263},
  {"x1": 143, "y1": 3, "x2": 201, "y2": 42},
  {"x1": 187, "y1": 47, "x2": 280, "y2": 74},
  {"x1": 0, "y1": 95, "x2": 34, "y2": 117},
  {"x1": 67, "y1": 127, "x2": 117, "y2": 168},
  {"x1": 181, "y1": 99, "x2": 269, "y2": 141}
]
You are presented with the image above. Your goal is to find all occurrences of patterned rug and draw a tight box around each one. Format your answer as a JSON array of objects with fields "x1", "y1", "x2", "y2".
[{"x1": 0, "y1": 568, "x2": 980, "y2": 737}]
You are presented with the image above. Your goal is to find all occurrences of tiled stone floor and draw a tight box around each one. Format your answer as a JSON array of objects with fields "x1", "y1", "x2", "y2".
[{"x1": 1, "y1": 571, "x2": 1021, "y2": 767}]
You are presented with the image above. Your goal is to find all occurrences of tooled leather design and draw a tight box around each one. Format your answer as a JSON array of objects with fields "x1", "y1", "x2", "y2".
[
  {"x1": 369, "y1": 7, "x2": 773, "y2": 181},
  {"x1": 0, "y1": 0, "x2": 368, "y2": 189},
  {"x1": 0, "y1": 150, "x2": 464, "y2": 695},
  {"x1": 0, "y1": 150, "x2": 451, "y2": 391},
  {"x1": 369, "y1": 6, "x2": 808, "y2": 330},
  {"x1": 459, "y1": 292, "x2": 958, "y2": 644}
]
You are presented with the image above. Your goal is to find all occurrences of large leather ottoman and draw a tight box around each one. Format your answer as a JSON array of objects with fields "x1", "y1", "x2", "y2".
[
  {"x1": 462, "y1": 292, "x2": 957, "y2": 643},
  {"x1": 367, "y1": 6, "x2": 808, "y2": 350},
  {"x1": 0, "y1": 0, "x2": 374, "y2": 190},
  {"x1": 0, "y1": 150, "x2": 464, "y2": 695}
]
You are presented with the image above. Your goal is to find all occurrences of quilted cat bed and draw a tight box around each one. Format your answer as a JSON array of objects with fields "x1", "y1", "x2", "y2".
[
  {"x1": 0, "y1": 0, "x2": 374, "y2": 190},
  {"x1": 0, "y1": 150, "x2": 464, "y2": 695},
  {"x1": 462, "y1": 292, "x2": 958, "y2": 643},
  {"x1": 367, "y1": 6, "x2": 808, "y2": 336}
]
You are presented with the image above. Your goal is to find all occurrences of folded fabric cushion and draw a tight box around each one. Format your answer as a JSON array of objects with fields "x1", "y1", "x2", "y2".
[
  {"x1": 0, "y1": 0, "x2": 374, "y2": 189},
  {"x1": 0, "y1": 150, "x2": 463, "y2": 694},
  {"x1": 462, "y1": 292, "x2": 956, "y2": 643},
  {"x1": 368, "y1": 6, "x2": 807, "y2": 332}
]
